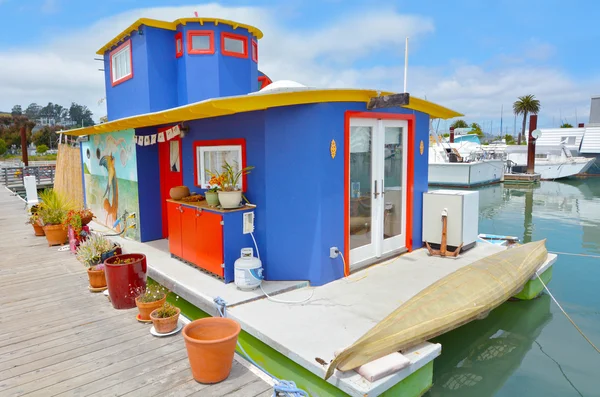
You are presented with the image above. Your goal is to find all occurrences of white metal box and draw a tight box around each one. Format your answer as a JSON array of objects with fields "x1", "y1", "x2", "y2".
[{"x1": 422, "y1": 190, "x2": 479, "y2": 250}]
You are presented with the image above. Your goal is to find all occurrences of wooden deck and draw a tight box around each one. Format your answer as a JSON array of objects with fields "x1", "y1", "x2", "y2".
[{"x1": 0, "y1": 188, "x2": 272, "y2": 397}]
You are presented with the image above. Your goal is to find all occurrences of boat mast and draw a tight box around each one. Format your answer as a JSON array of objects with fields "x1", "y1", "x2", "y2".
[{"x1": 403, "y1": 37, "x2": 409, "y2": 93}]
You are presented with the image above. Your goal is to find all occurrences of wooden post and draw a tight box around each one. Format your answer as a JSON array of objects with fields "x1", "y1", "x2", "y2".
[
  {"x1": 20, "y1": 126, "x2": 28, "y2": 167},
  {"x1": 449, "y1": 127, "x2": 455, "y2": 143},
  {"x1": 526, "y1": 115, "x2": 537, "y2": 174}
]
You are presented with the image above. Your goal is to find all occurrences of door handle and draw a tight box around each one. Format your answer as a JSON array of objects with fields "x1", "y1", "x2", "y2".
[
  {"x1": 374, "y1": 180, "x2": 379, "y2": 198},
  {"x1": 381, "y1": 180, "x2": 384, "y2": 196},
  {"x1": 178, "y1": 206, "x2": 183, "y2": 213}
]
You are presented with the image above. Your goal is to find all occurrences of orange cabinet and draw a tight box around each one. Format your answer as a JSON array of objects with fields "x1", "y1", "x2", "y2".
[{"x1": 167, "y1": 201, "x2": 224, "y2": 278}]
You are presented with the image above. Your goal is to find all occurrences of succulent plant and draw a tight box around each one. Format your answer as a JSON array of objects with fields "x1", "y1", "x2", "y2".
[{"x1": 75, "y1": 233, "x2": 117, "y2": 269}]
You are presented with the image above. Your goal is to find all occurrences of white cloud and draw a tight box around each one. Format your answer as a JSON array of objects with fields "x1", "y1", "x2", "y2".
[{"x1": 0, "y1": 2, "x2": 596, "y2": 131}]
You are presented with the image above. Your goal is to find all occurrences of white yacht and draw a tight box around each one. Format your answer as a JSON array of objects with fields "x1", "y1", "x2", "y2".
[{"x1": 429, "y1": 133, "x2": 505, "y2": 187}]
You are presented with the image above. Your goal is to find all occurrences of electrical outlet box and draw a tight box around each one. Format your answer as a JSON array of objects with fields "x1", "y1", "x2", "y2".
[
  {"x1": 330, "y1": 247, "x2": 339, "y2": 259},
  {"x1": 243, "y1": 212, "x2": 255, "y2": 234}
]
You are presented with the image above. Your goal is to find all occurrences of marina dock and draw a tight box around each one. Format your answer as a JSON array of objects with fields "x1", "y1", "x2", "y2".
[{"x1": 0, "y1": 188, "x2": 272, "y2": 397}]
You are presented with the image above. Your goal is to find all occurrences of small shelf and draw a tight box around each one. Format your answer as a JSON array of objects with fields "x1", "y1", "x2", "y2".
[{"x1": 166, "y1": 198, "x2": 255, "y2": 214}]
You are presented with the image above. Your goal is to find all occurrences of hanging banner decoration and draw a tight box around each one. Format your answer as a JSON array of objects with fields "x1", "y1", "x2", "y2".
[
  {"x1": 171, "y1": 124, "x2": 181, "y2": 138},
  {"x1": 151, "y1": 134, "x2": 157, "y2": 145},
  {"x1": 158, "y1": 132, "x2": 165, "y2": 142},
  {"x1": 144, "y1": 135, "x2": 151, "y2": 146},
  {"x1": 136, "y1": 136, "x2": 143, "y2": 146},
  {"x1": 165, "y1": 128, "x2": 174, "y2": 141},
  {"x1": 133, "y1": 136, "x2": 138, "y2": 144}
]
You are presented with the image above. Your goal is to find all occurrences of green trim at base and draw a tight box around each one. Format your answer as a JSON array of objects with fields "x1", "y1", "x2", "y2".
[
  {"x1": 513, "y1": 267, "x2": 553, "y2": 300},
  {"x1": 152, "y1": 277, "x2": 434, "y2": 397}
]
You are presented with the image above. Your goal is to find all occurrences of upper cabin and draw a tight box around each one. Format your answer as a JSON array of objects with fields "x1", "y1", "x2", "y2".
[{"x1": 99, "y1": 18, "x2": 264, "y2": 121}]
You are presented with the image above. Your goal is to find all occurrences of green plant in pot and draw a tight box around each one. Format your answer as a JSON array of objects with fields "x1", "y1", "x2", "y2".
[
  {"x1": 37, "y1": 189, "x2": 75, "y2": 246},
  {"x1": 26, "y1": 204, "x2": 44, "y2": 236},
  {"x1": 76, "y1": 233, "x2": 119, "y2": 290},
  {"x1": 217, "y1": 161, "x2": 254, "y2": 209},
  {"x1": 150, "y1": 302, "x2": 181, "y2": 334},
  {"x1": 131, "y1": 283, "x2": 169, "y2": 322},
  {"x1": 205, "y1": 171, "x2": 223, "y2": 207},
  {"x1": 63, "y1": 209, "x2": 94, "y2": 239}
]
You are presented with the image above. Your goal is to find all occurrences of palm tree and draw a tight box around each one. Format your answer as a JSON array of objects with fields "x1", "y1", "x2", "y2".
[{"x1": 513, "y1": 95, "x2": 541, "y2": 144}]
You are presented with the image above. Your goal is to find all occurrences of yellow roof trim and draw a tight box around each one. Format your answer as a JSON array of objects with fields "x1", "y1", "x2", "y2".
[
  {"x1": 97, "y1": 17, "x2": 264, "y2": 55},
  {"x1": 64, "y1": 89, "x2": 463, "y2": 136}
]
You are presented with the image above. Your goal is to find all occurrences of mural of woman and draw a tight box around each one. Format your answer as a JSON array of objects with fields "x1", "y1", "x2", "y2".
[{"x1": 100, "y1": 154, "x2": 119, "y2": 230}]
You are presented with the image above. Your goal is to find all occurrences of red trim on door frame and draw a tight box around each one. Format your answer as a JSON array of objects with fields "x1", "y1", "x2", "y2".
[
  {"x1": 175, "y1": 32, "x2": 183, "y2": 58},
  {"x1": 109, "y1": 39, "x2": 133, "y2": 87},
  {"x1": 343, "y1": 111, "x2": 415, "y2": 277},
  {"x1": 251, "y1": 39, "x2": 258, "y2": 62},
  {"x1": 192, "y1": 138, "x2": 248, "y2": 191}
]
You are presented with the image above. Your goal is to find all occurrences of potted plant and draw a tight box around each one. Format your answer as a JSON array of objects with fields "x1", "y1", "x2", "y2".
[
  {"x1": 104, "y1": 253, "x2": 147, "y2": 310},
  {"x1": 63, "y1": 209, "x2": 94, "y2": 238},
  {"x1": 131, "y1": 283, "x2": 168, "y2": 322},
  {"x1": 217, "y1": 161, "x2": 254, "y2": 209},
  {"x1": 150, "y1": 302, "x2": 181, "y2": 334},
  {"x1": 27, "y1": 205, "x2": 44, "y2": 236},
  {"x1": 38, "y1": 189, "x2": 74, "y2": 246},
  {"x1": 205, "y1": 172, "x2": 223, "y2": 207},
  {"x1": 75, "y1": 233, "x2": 120, "y2": 290},
  {"x1": 183, "y1": 317, "x2": 241, "y2": 383}
]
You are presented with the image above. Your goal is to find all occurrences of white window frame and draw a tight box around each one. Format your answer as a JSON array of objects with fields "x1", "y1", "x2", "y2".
[
  {"x1": 110, "y1": 40, "x2": 132, "y2": 85},
  {"x1": 196, "y1": 145, "x2": 243, "y2": 189}
]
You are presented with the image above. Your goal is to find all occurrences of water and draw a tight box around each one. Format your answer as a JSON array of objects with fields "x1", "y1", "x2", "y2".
[{"x1": 426, "y1": 179, "x2": 600, "y2": 397}]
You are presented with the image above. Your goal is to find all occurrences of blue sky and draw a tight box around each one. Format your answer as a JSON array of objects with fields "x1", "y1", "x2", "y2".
[{"x1": 1, "y1": 0, "x2": 598, "y2": 131}]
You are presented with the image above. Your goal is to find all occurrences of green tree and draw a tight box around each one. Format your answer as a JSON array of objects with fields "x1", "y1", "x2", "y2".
[
  {"x1": 36, "y1": 144, "x2": 49, "y2": 154},
  {"x1": 11, "y1": 105, "x2": 22, "y2": 116},
  {"x1": 468, "y1": 122, "x2": 484, "y2": 138},
  {"x1": 68, "y1": 102, "x2": 94, "y2": 127},
  {"x1": 450, "y1": 119, "x2": 469, "y2": 129},
  {"x1": 504, "y1": 134, "x2": 516, "y2": 145},
  {"x1": 513, "y1": 94, "x2": 541, "y2": 144},
  {"x1": 0, "y1": 139, "x2": 7, "y2": 155},
  {"x1": 0, "y1": 115, "x2": 35, "y2": 149},
  {"x1": 560, "y1": 123, "x2": 573, "y2": 128},
  {"x1": 24, "y1": 103, "x2": 41, "y2": 119},
  {"x1": 32, "y1": 126, "x2": 59, "y2": 148}
]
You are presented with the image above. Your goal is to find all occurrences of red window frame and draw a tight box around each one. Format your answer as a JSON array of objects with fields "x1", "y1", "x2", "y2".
[
  {"x1": 187, "y1": 30, "x2": 215, "y2": 55},
  {"x1": 251, "y1": 39, "x2": 258, "y2": 62},
  {"x1": 258, "y1": 75, "x2": 272, "y2": 90},
  {"x1": 221, "y1": 32, "x2": 248, "y2": 59},
  {"x1": 109, "y1": 39, "x2": 133, "y2": 87},
  {"x1": 175, "y1": 32, "x2": 183, "y2": 58},
  {"x1": 193, "y1": 139, "x2": 248, "y2": 191}
]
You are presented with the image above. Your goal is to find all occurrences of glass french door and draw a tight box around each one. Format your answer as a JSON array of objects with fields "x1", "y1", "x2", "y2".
[{"x1": 349, "y1": 118, "x2": 408, "y2": 269}]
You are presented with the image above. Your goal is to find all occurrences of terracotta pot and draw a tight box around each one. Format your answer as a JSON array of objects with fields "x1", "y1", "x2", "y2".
[
  {"x1": 104, "y1": 253, "x2": 147, "y2": 310},
  {"x1": 217, "y1": 191, "x2": 242, "y2": 209},
  {"x1": 205, "y1": 191, "x2": 220, "y2": 207},
  {"x1": 136, "y1": 294, "x2": 167, "y2": 321},
  {"x1": 150, "y1": 307, "x2": 181, "y2": 334},
  {"x1": 87, "y1": 267, "x2": 107, "y2": 288},
  {"x1": 32, "y1": 222, "x2": 45, "y2": 236},
  {"x1": 42, "y1": 224, "x2": 68, "y2": 246},
  {"x1": 183, "y1": 317, "x2": 241, "y2": 384},
  {"x1": 170, "y1": 186, "x2": 190, "y2": 200}
]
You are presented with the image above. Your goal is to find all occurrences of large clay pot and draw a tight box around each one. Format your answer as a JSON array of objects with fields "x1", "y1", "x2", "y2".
[
  {"x1": 136, "y1": 294, "x2": 167, "y2": 321},
  {"x1": 32, "y1": 222, "x2": 45, "y2": 236},
  {"x1": 43, "y1": 224, "x2": 68, "y2": 246},
  {"x1": 170, "y1": 186, "x2": 190, "y2": 200},
  {"x1": 87, "y1": 267, "x2": 107, "y2": 288},
  {"x1": 183, "y1": 317, "x2": 241, "y2": 384},
  {"x1": 217, "y1": 191, "x2": 242, "y2": 209},
  {"x1": 104, "y1": 253, "x2": 147, "y2": 310},
  {"x1": 205, "y1": 191, "x2": 220, "y2": 207},
  {"x1": 150, "y1": 307, "x2": 181, "y2": 334}
]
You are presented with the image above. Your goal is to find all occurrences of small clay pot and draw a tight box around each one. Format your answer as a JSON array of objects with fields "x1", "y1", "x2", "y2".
[
  {"x1": 136, "y1": 295, "x2": 167, "y2": 321},
  {"x1": 87, "y1": 267, "x2": 107, "y2": 289},
  {"x1": 183, "y1": 317, "x2": 241, "y2": 384},
  {"x1": 150, "y1": 307, "x2": 181, "y2": 334},
  {"x1": 170, "y1": 186, "x2": 190, "y2": 200},
  {"x1": 32, "y1": 222, "x2": 45, "y2": 236},
  {"x1": 43, "y1": 224, "x2": 68, "y2": 246}
]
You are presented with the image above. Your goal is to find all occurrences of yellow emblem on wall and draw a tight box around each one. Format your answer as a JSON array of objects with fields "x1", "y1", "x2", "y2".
[
  {"x1": 330, "y1": 139, "x2": 337, "y2": 159},
  {"x1": 419, "y1": 140, "x2": 424, "y2": 155}
]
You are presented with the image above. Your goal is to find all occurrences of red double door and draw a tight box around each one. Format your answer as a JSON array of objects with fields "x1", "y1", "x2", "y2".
[{"x1": 158, "y1": 131, "x2": 183, "y2": 238}]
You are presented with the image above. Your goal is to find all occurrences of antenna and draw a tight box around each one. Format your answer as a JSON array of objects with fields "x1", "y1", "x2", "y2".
[{"x1": 403, "y1": 37, "x2": 409, "y2": 93}]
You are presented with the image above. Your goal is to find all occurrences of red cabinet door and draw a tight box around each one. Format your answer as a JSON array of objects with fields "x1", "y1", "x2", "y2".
[
  {"x1": 195, "y1": 211, "x2": 224, "y2": 277},
  {"x1": 181, "y1": 206, "x2": 197, "y2": 264},
  {"x1": 167, "y1": 201, "x2": 182, "y2": 257}
]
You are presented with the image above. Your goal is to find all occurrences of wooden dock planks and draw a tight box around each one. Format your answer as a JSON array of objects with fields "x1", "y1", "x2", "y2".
[{"x1": 0, "y1": 188, "x2": 271, "y2": 397}]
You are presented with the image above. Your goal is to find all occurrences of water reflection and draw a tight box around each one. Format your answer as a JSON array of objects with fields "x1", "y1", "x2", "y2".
[{"x1": 427, "y1": 295, "x2": 552, "y2": 397}]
